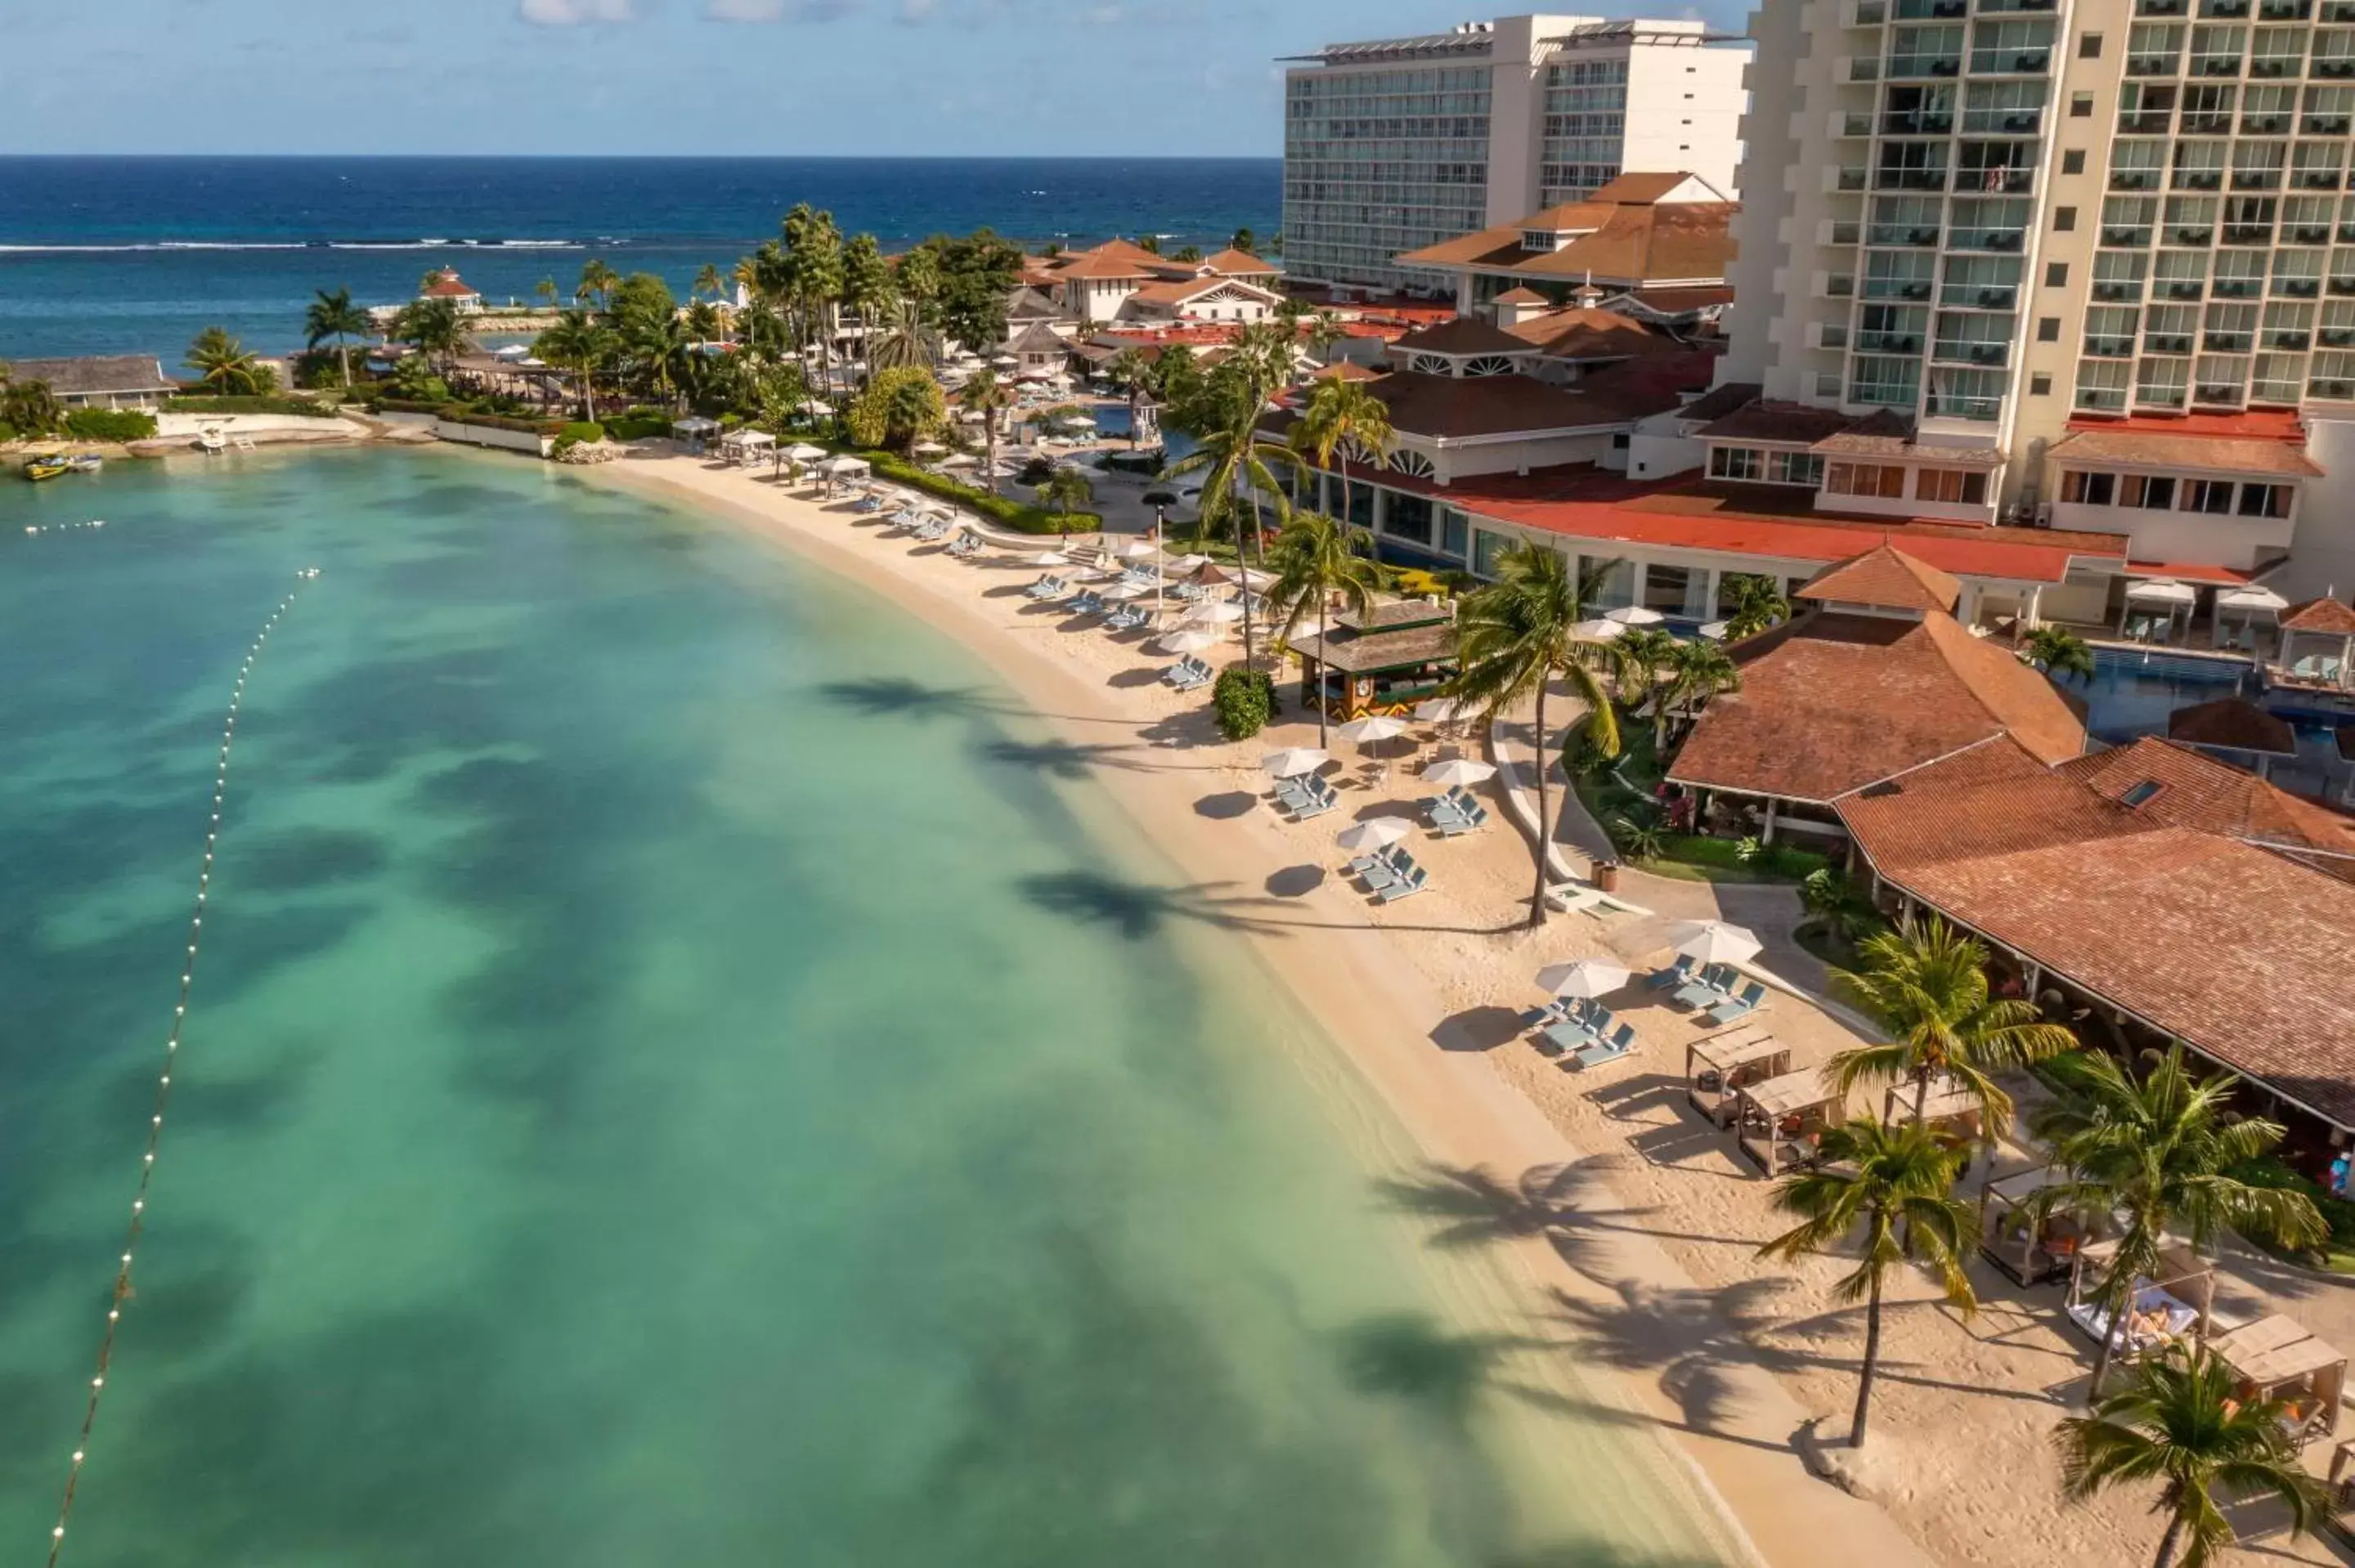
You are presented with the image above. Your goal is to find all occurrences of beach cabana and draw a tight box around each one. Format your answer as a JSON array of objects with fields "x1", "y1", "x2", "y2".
[
  {"x1": 2119, "y1": 578, "x2": 2196, "y2": 643},
  {"x1": 2064, "y1": 1238, "x2": 2215, "y2": 1360},
  {"x1": 1979, "y1": 1165, "x2": 2110, "y2": 1286},
  {"x1": 2214, "y1": 584, "x2": 2288, "y2": 653},
  {"x1": 1732, "y1": 1066, "x2": 1844, "y2": 1175},
  {"x1": 2211, "y1": 1315, "x2": 2347, "y2": 1445},
  {"x1": 674, "y1": 414, "x2": 720, "y2": 454},
  {"x1": 1882, "y1": 1074, "x2": 1984, "y2": 1144},
  {"x1": 2275, "y1": 597, "x2": 2355, "y2": 692},
  {"x1": 1287, "y1": 600, "x2": 1460, "y2": 722},
  {"x1": 720, "y1": 428, "x2": 775, "y2": 467},
  {"x1": 1684, "y1": 1027, "x2": 1790, "y2": 1130}
]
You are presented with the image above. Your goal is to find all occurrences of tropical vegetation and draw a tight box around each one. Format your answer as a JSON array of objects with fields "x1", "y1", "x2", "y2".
[
  {"x1": 2024, "y1": 625, "x2": 2098, "y2": 684},
  {"x1": 1757, "y1": 1118, "x2": 1978, "y2": 1447},
  {"x1": 184, "y1": 327, "x2": 273, "y2": 396},
  {"x1": 1265, "y1": 509, "x2": 1385, "y2": 746}
]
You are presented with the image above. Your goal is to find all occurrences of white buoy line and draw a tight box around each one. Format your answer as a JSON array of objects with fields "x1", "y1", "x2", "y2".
[
  {"x1": 23, "y1": 520, "x2": 106, "y2": 536},
  {"x1": 44, "y1": 566, "x2": 321, "y2": 1568}
]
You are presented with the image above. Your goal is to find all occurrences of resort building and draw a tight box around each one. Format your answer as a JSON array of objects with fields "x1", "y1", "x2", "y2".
[
  {"x1": 1034, "y1": 240, "x2": 1283, "y2": 326},
  {"x1": 1665, "y1": 546, "x2": 2089, "y2": 844},
  {"x1": 0, "y1": 355, "x2": 177, "y2": 410},
  {"x1": 1278, "y1": 15, "x2": 1751, "y2": 293},
  {"x1": 419, "y1": 269, "x2": 482, "y2": 314},
  {"x1": 1712, "y1": 0, "x2": 2355, "y2": 603},
  {"x1": 1392, "y1": 171, "x2": 1739, "y2": 320}
]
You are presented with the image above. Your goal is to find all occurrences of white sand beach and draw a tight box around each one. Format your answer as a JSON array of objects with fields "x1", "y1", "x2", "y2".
[{"x1": 582, "y1": 446, "x2": 2355, "y2": 1568}]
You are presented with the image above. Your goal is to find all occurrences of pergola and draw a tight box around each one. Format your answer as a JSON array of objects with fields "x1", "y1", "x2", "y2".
[
  {"x1": 1882, "y1": 1073, "x2": 1983, "y2": 1143},
  {"x1": 2063, "y1": 1236, "x2": 2215, "y2": 1361},
  {"x1": 2212, "y1": 1315, "x2": 2347, "y2": 1445},
  {"x1": 1683, "y1": 1026, "x2": 1789, "y2": 1129},
  {"x1": 2278, "y1": 597, "x2": 2355, "y2": 691},
  {"x1": 1979, "y1": 1165, "x2": 2098, "y2": 1287},
  {"x1": 2119, "y1": 577, "x2": 2196, "y2": 642},
  {"x1": 2214, "y1": 583, "x2": 2288, "y2": 653},
  {"x1": 1731, "y1": 1065, "x2": 1844, "y2": 1176},
  {"x1": 720, "y1": 428, "x2": 775, "y2": 466}
]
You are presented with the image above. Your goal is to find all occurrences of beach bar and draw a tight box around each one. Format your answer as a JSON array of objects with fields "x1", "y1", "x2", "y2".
[
  {"x1": 1287, "y1": 600, "x2": 1460, "y2": 723},
  {"x1": 1684, "y1": 1026, "x2": 1789, "y2": 1129}
]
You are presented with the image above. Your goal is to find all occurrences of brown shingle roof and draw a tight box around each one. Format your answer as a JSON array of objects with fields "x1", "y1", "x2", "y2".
[
  {"x1": 1392, "y1": 316, "x2": 1536, "y2": 357},
  {"x1": 1796, "y1": 545, "x2": 1962, "y2": 613},
  {"x1": 2168, "y1": 697, "x2": 2299, "y2": 755},
  {"x1": 2048, "y1": 427, "x2": 2321, "y2": 477},
  {"x1": 1672, "y1": 382, "x2": 1762, "y2": 423},
  {"x1": 1314, "y1": 370, "x2": 1625, "y2": 440},
  {"x1": 1052, "y1": 251, "x2": 1157, "y2": 280},
  {"x1": 1665, "y1": 608, "x2": 2087, "y2": 801},
  {"x1": 1394, "y1": 190, "x2": 1736, "y2": 288},
  {"x1": 1698, "y1": 401, "x2": 1859, "y2": 446},
  {"x1": 1501, "y1": 306, "x2": 1663, "y2": 362},
  {"x1": 2064, "y1": 737, "x2": 2355, "y2": 860},
  {"x1": 1493, "y1": 286, "x2": 1550, "y2": 305},
  {"x1": 2283, "y1": 597, "x2": 2355, "y2": 635},
  {"x1": 1, "y1": 355, "x2": 176, "y2": 396},
  {"x1": 1200, "y1": 247, "x2": 1276, "y2": 276},
  {"x1": 1309, "y1": 361, "x2": 1384, "y2": 382},
  {"x1": 1837, "y1": 744, "x2": 2355, "y2": 1125}
]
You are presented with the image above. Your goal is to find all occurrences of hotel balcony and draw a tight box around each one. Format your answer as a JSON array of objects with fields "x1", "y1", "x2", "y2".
[
  {"x1": 2091, "y1": 278, "x2": 2143, "y2": 301},
  {"x1": 2315, "y1": 57, "x2": 2355, "y2": 78},
  {"x1": 2176, "y1": 168, "x2": 2226, "y2": 190},
  {"x1": 1835, "y1": 165, "x2": 1870, "y2": 191},
  {"x1": 1813, "y1": 322, "x2": 1853, "y2": 350},
  {"x1": 2287, "y1": 222, "x2": 2334, "y2": 242},
  {"x1": 1894, "y1": 0, "x2": 1967, "y2": 15},
  {"x1": 2321, "y1": 325, "x2": 2355, "y2": 345},
  {"x1": 2248, "y1": 56, "x2": 2299, "y2": 78},
  {"x1": 2268, "y1": 329, "x2": 2315, "y2": 348},
  {"x1": 2189, "y1": 55, "x2": 2245, "y2": 76},
  {"x1": 1863, "y1": 279, "x2": 1935, "y2": 304},
  {"x1": 1826, "y1": 218, "x2": 1864, "y2": 245},
  {"x1": 1977, "y1": 0, "x2": 2057, "y2": 11},
  {"x1": 2159, "y1": 279, "x2": 2207, "y2": 299},
  {"x1": 2260, "y1": 0, "x2": 2312, "y2": 15},
  {"x1": 2078, "y1": 385, "x2": 2132, "y2": 411},
  {"x1": 1949, "y1": 226, "x2": 2028, "y2": 250},
  {"x1": 1875, "y1": 167, "x2": 1950, "y2": 190},
  {"x1": 2312, "y1": 375, "x2": 2355, "y2": 396},
  {"x1": 1962, "y1": 168, "x2": 2036, "y2": 194},
  {"x1": 2203, "y1": 0, "x2": 2251, "y2": 12},
  {"x1": 2146, "y1": 331, "x2": 2197, "y2": 352},
  {"x1": 2231, "y1": 172, "x2": 2285, "y2": 193},
  {"x1": 2330, "y1": 275, "x2": 2355, "y2": 294},
  {"x1": 1859, "y1": 330, "x2": 1925, "y2": 352},
  {"x1": 2294, "y1": 168, "x2": 2345, "y2": 190},
  {"x1": 2138, "y1": 0, "x2": 2190, "y2": 11},
  {"x1": 2303, "y1": 114, "x2": 2354, "y2": 133},
  {"x1": 2327, "y1": 0, "x2": 2355, "y2": 18},
  {"x1": 2138, "y1": 386, "x2": 2192, "y2": 409},
  {"x1": 2120, "y1": 110, "x2": 2173, "y2": 132},
  {"x1": 1924, "y1": 395, "x2": 2002, "y2": 421},
  {"x1": 2241, "y1": 112, "x2": 2292, "y2": 132},
  {"x1": 1931, "y1": 340, "x2": 2011, "y2": 366},
  {"x1": 1843, "y1": 0, "x2": 1889, "y2": 25},
  {"x1": 2086, "y1": 334, "x2": 2138, "y2": 356},
  {"x1": 2111, "y1": 168, "x2": 2164, "y2": 190},
  {"x1": 2222, "y1": 222, "x2": 2276, "y2": 243},
  {"x1": 2195, "y1": 383, "x2": 2248, "y2": 406},
  {"x1": 2276, "y1": 276, "x2": 2323, "y2": 297},
  {"x1": 2212, "y1": 276, "x2": 2264, "y2": 298},
  {"x1": 2181, "y1": 111, "x2": 2235, "y2": 132},
  {"x1": 2171, "y1": 224, "x2": 2217, "y2": 244},
  {"x1": 1970, "y1": 48, "x2": 2052, "y2": 75},
  {"x1": 1846, "y1": 56, "x2": 1884, "y2": 83},
  {"x1": 1941, "y1": 282, "x2": 2021, "y2": 308},
  {"x1": 2127, "y1": 52, "x2": 2184, "y2": 74},
  {"x1": 1885, "y1": 52, "x2": 1963, "y2": 78},
  {"x1": 1867, "y1": 223, "x2": 1942, "y2": 245},
  {"x1": 2101, "y1": 223, "x2": 2155, "y2": 245},
  {"x1": 1882, "y1": 111, "x2": 1955, "y2": 135},
  {"x1": 2339, "y1": 220, "x2": 2355, "y2": 240},
  {"x1": 2204, "y1": 329, "x2": 2255, "y2": 351},
  {"x1": 1964, "y1": 107, "x2": 2043, "y2": 133}
]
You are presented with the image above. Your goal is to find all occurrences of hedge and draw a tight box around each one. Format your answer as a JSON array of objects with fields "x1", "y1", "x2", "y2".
[
  {"x1": 0, "y1": 421, "x2": 19, "y2": 444},
  {"x1": 1212, "y1": 668, "x2": 1275, "y2": 740},
  {"x1": 857, "y1": 449, "x2": 1101, "y2": 536},
  {"x1": 163, "y1": 395, "x2": 338, "y2": 418},
  {"x1": 603, "y1": 410, "x2": 672, "y2": 441},
  {"x1": 554, "y1": 421, "x2": 605, "y2": 454},
  {"x1": 63, "y1": 409, "x2": 159, "y2": 442}
]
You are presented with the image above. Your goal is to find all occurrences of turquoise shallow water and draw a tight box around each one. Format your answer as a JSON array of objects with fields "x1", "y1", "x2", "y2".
[{"x1": 0, "y1": 450, "x2": 1730, "y2": 1567}]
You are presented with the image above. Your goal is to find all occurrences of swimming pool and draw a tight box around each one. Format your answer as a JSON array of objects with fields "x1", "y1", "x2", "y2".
[{"x1": 2075, "y1": 646, "x2": 2348, "y2": 798}]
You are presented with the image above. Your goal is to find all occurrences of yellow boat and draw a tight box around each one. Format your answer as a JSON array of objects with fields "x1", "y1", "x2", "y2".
[{"x1": 23, "y1": 453, "x2": 70, "y2": 482}]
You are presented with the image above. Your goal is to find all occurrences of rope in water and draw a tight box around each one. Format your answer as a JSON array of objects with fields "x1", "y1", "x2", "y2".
[{"x1": 45, "y1": 567, "x2": 321, "y2": 1568}]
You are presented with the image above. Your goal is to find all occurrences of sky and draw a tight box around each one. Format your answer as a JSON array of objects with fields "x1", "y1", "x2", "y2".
[{"x1": 0, "y1": 0, "x2": 1746, "y2": 158}]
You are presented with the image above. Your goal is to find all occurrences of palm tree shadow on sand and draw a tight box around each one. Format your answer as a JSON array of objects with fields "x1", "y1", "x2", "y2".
[
  {"x1": 1014, "y1": 868, "x2": 1293, "y2": 940},
  {"x1": 815, "y1": 676, "x2": 1008, "y2": 721}
]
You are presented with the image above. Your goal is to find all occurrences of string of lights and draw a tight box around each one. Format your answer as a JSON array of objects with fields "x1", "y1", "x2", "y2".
[{"x1": 45, "y1": 567, "x2": 321, "y2": 1568}]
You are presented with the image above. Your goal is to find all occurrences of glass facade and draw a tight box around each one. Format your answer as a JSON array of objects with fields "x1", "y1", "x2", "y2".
[
  {"x1": 1283, "y1": 62, "x2": 1494, "y2": 291},
  {"x1": 2080, "y1": 17, "x2": 2355, "y2": 412},
  {"x1": 1539, "y1": 57, "x2": 1631, "y2": 204}
]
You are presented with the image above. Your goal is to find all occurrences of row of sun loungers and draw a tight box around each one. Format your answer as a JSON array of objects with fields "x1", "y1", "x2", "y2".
[
  {"x1": 1648, "y1": 956, "x2": 1769, "y2": 1025},
  {"x1": 1025, "y1": 574, "x2": 1070, "y2": 601},
  {"x1": 1276, "y1": 772, "x2": 1340, "y2": 822},
  {"x1": 1164, "y1": 656, "x2": 1213, "y2": 692},
  {"x1": 1418, "y1": 785, "x2": 1490, "y2": 836},
  {"x1": 1347, "y1": 843, "x2": 1431, "y2": 902},
  {"x1": 1527, "y1": 996, "x2": 1636, "y2": 1069}
]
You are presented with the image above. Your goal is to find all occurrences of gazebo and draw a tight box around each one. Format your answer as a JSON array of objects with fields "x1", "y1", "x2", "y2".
[
  {"x1": 674, "y1": 414, "x2": 720, "y2": 454},
  {"x1": 1882, "y1": 1073, "x2": 1983, "y2": 1143},
  {"x1": 2210, "y1": 1315, "x2": 2346, "y2": 1445},
  {"x1": 1684, "y1": 1026, "x2": 1790, "y2": 1129},
  {"x1": 2275, "y1": 596, "x2": 2355, "y2": 692},
  {"x1": 1979, "y1": 1165, "x2": 2106, "y2": 1287},
  {"x1": 2119, "y1": 578, "x2": 2196, "y2": 643},
  {"x1": 2167, "y1": 697, "x2": 2299, "y2": 778},
  {"x1": 720, "y1": 428, "x2": 776, "y2": 466},
  {"x1": 1731, "y1": 1065, "x2": 1845, "y2": 1175},
  {"x1": 1285, "y1": 600, "x2": 1460, "y2": 722},
  {"x1": 2214, "y1": 583, "x2": 2289, "y2": 654}
]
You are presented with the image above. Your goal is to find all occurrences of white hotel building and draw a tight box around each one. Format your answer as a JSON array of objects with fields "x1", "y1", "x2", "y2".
[{"x1": 1279, "y1": 15, "x2": 1751, "y2": 293}]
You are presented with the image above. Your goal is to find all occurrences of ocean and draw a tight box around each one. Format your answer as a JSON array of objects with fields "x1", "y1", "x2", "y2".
[
  {"x1": 0, "y1": 156, "x2": 1283, "y2": 361},
  {"x1": 0, "y1": 448, "x2": 1735, "y2": 1566}
]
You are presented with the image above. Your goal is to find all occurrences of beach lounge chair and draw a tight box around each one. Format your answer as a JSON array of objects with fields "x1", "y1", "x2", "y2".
[
  {"x1": 1349, "y1": 844, "x2": 1411, "y2": 878},
  {"x1": 1542, "y1": 1013, "x2": 1601, "y2": 1054},
  {"x1": 1290, "y1": 791, "x2": 1339, "y2": 822},
  {"x1": 1104, "y1": 606, "x2": 1146, "y2": 632},
  {"x1": 1647, "y1": 955, "x2": 1697, "y2": 991},
  {"x1": 1572, "y1": 1023, "x2": 1639, "y2": 1070},
  {"x1": 1378, "y1": 867, "x2": 1429, "y2": 902},
  {"x1": 1707, "y1": 981, "x2": 1769, "y2": 1026}
]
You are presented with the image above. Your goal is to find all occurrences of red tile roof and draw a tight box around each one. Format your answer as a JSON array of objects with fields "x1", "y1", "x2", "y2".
[
  {"x1": 421, "y1": 269, "x2": 477, "y2": 298},
  {"x1": 2066, "y1": 737, "x2": 2355, "y2": 861},
  {"x1": 1794, "y1": 545, "x2": 1962, "y2": 614},
  {"x1": 1493, "y1": 286, "x2": 1550, "y2": 305},
  {"x1": 1394, "y1": 185, "x2": 1735, "y2": 288},
  {"x1": 1666, "y1": 606, "x2": 2088, "y2": 802},
  {"x1": 2284, "y1": 597, "x2": 2355, "y2": 635},
  {"x1": 2168, "y1": 697, "x2": 2299, "y2": 755},
  {"x1": 1836, "y1": 740, "x2": 2355, "y2": 1124},
  {"x1": 1392, "y1": 316, "x2": 1537, "y2": 357},
  {"x1": 1502, "y1": 306, "x2": 1665, "y2": 362},
  {"x1": 1198, "y1": 247, "x2": 1276, "y2": 276},
  {"x1": 2049, "y1": 427, "x2": 2321, "y2": 477},
  {"x1": 1698, "y1": 401, "x2": 1859, "y2": 446}
]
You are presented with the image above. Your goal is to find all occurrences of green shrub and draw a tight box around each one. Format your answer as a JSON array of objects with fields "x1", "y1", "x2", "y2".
[
  {"x1": 552, "y1": 420, "x2": 605, "y2": 455},
  {"x1": 1211, "y1": 668, "x2": 1275, "y2": 741},
  {"x1": 162, "y1": 394, "x2": 335, "y2": 418},
  {"x1": 0, "y1": 421, "x2": 19, "y2": 444},
  {"x1": 859, "y1": 450, "x2": 1100, "y2": 535},
  {"x1": 2228, "y1": 1154, "x2": 2355, "y2": 1251},
  {"x1": 63, "y1": 408, "x2": 158, "y2": 442},
  {"x1": 603, "y1": 410, "x2": 672, "y2": 441},
  {"x1": 1653, "y1": 834, "x2": 1828, "y2": 881}
]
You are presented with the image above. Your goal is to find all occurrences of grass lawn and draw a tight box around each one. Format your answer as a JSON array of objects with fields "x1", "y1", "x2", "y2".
[{"x1": 1574, "y1": 719, "x2": 1828, "y2": 885}]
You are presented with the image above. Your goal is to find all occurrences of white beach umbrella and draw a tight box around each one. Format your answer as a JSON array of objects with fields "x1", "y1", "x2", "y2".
[
  {"x1": 1569, "y1": 618, "x2": 1627, "y2": 643},
  {"x1": 1335, "y1": 818, "x2": 1414, "y2": 853},
  {"x1": 1604, "y1": 604, "x2": 1666, "y2": 625},
  {"x1": 2218, "y1": 585, "x2": 2289, "y2": 612},
  {"x1": 1101, "y1": 582, "x2": 1149, "y2": 601},
  {"x1": 1535, "y1": 958, "x2": 1632, "y2": 999},
  {"x1": 913, "y1": 440, "x2": 948, "y2": 456},
  {"x1": 1169, "y1": 553, "x2": 1209, "y2": 571},
  {"x1": 1667, "y1": 919, "x2": 1762, "y2": 965},
  {"x1": 1697, "y1": 620, "x2": 1731, "y2": 642},
  {"x1": 1116, "y1": 540, "x2": 1162, "y2": 562},
  {"x1": 938, "y1": 453, "x2": 977, "y2": 469},
  {"x1": 1421, "y1": 758, "x2": 1497, "y2": 789},
  {"x1": 1186, "y1": 601, "x2": 1245, "y2": 625},
  {"x1": 1261, "y1": 747, "x2": 1331, "y2": 779},
  {"x1": 1336, "y1": 715, "x2": 1409, "y2": 746},
  {"x1": 2125, "y1": 578, "x2": 2198, "y2": 604},
  {"x1": 1033, "y1": 550, "x2": 1070, "y2": 567},
  {"x1": 1156, "y1": 628, "x2": 1219, "y2": 655},
  {"x1": 992, "y1": 354, "x2": 1019, "y2": 367},
  {"x1": 797, "y1": 401, "x2": 832, "y2": 417},
  {"x1": 1413, "y1": 696, "x2": 1476, "y2": 724}
]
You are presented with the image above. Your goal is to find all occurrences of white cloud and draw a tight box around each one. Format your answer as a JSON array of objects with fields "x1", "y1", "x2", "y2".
[{"x1": 519, "y1": 0, "x2": 635, "y2": 22}]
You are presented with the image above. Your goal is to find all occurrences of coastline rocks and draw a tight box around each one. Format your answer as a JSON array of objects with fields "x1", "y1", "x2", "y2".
[{"x1": 555, "y1": 440, "x2": 623, "y2": 465}]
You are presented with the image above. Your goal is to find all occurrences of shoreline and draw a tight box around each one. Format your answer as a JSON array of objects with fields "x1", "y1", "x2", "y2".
[{"x1": 577, "y1": 447, "x2": 1938, "y2": 1568}]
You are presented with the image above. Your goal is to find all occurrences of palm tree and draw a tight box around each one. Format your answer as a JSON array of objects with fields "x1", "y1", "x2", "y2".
[
  {"x1": 1757, "y1": 1118, "x2": 1978, "y2": 1448},
  {"x1": 390, "y1": 298, "x2": 470, "y2": 374},
  {"x1": 1656, "y1": 638, "x2": 1741, "y2": 748},
  {"x1": 185, "y1": 326, "x2": 268, "y2": 396},
  {"x1": 303, "y1": 287, "x2": 370, "y2": 388},
  {"x1": 1266, "y1": 510, "x2": 1386, "y2": 746},
  {"x1": 869, "y1": 294, "x2": 930, "y2": 374},
  {"x1": 2055, "y1": 1344, "x2": 2327, "y2": 1568},
  {"x1": 1612, "y1": 626, "x2": 1680, "y2": 720},
  {"x1": 2033, "y1": 1046, "x2": 2327, "y2": 1396},
  {"x1": 1829, "y1": 917, "x2": 2078, "y2": 1142},
  {"x1": 534, "y1": 309, "x2": 617, "y2": 421},
  {"x1": 1108, "y1": 346, "x2": 1155, "y2": 450},
  {"x1": 1037, "y1": 468, "x2": 1095, "y2": 543},
  {"x1": 1721, "y1": 573, "x2": 1792, "y2": 640},
  {"x1": 962, "y1": 369, "x2": 1012, "y2": 496},
  {"x1": 625, "y1": 311, "x2": 691, "y2": 412},
  {"x1": 576, "y1": 258, "x2": 621, "y2": 312},
  {"x1": 693, "y1": 262, "x2": 727, "y2": 307},
  {"x1": 1290, "y1": 376, "x2": 1393, "y2": 528},
  {"x1": 1447, "y1": 542, "x2": 1623, "y2": 926},
  {"x1": 1164, "y1": 419, "x2": 1292, "y2": 670},
  {"x1": 535, "y1": 277, "x2": 559, "y2": 308},
  {"x1": 2024, "y1": 625, "x2": 2097, "y2": 684},
  {"x1": 1, "y1": 376, "x2": 64, "y2": 436}
]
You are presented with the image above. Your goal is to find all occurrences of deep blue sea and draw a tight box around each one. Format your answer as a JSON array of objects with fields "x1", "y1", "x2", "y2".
[{"x1": 0, "y1": 157, "x2": 1281, "y2": 361}]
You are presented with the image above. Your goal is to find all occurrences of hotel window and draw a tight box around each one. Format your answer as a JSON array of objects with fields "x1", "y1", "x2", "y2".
[
  {"x1": 1384, "y1": 491, "x2": 1436, "y2": 546},
  {"x1": 2239, "y1": 482, "x2": 2293, "y2": 517},
  {"x1": 2120, "y1": 473, "x2": 2176, "y2": 508},
  {"x1": 2182, "y1": 477, "x2": 2235, "y2": 512},
  {"x1": 2076, "y1": 359, "x2": 2131, "y2": 410},
  {"x1": 1709, "y1": 446, "x2": 1764, "y2": 481},
  {"x1": 1826, "y1": 462, "x2": 1908, "y2": 498},
  {"x1": 1768, "y1": 450, "x2": 1827, "y2": 486},
  {"x1": 1440, "y1": 507, "x2": 1470, "y2": 559},
  {"x1": 1472, "y1": 529, "x2": 1509, "y2": 579},
  {"x1": 2062, "y1": 468, "x2": 2118, "y2": 504},
  {"x1": 1916, "y1": 468, "x2": 1989, "y2": 504}
]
